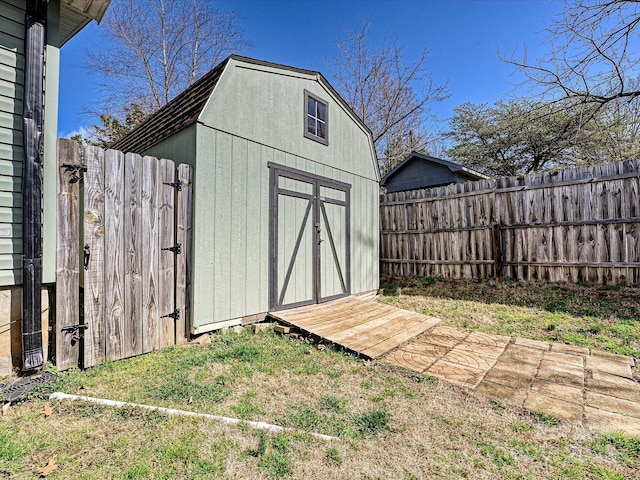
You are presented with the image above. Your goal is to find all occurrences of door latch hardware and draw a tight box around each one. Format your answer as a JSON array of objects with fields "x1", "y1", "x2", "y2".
[
  {"x1": 162, "y1": 180, "x2": 182, "y2": 191},
  {"x1": 61, "y1": 324, "x2": 89, "y2": 342},
  {"x1": 161, "y1": 309, "x2": 180, "y2": 321},
  {"x1": 61, "y1": 164, "x2": 87, "y2": 183},
  {"x1": 161, "y1": 244, "x2": 181, "y2": 254},
  {"x1": 83, "y1": 244, "x2": 90, "y2": 270}
]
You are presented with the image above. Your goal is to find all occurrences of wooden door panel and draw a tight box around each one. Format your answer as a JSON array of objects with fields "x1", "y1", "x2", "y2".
[
  {"x1": 277, "y1": 193, "x2": 314, "y2": 307},
  {"x1": 269, "y1": 164, "x2": 350, "y2": 311},
  {"x1": 319, "y1": 200, "x2": 348, "y2": 301}
]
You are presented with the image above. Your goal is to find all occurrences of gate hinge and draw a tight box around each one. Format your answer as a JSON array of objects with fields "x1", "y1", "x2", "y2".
[
  {"x1": 61, "y1": 324, "x2": 89, "y2": 342},
  {"x1": 161, "y1": 243, "x2": 181, "y2": 254},
  {"x1": 161, "y1": 309, "x2": 180, "y2": 321},
  {"x1": 61, "y1": 163, "x2": 87, "y2": 183},
  {"x1": 162, "y1": 180, "x2": 182, "y2": 191}
]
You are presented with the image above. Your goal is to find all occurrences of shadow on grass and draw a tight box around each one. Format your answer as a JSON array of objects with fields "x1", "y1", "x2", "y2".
[{"x1": 380, "y1": 275, "x2": 639, "y2": 323}]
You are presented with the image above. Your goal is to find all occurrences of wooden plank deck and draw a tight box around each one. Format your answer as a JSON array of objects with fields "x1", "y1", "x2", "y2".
[{"x1": 268, "y1": 296, "x2": 441, "y2": 359}]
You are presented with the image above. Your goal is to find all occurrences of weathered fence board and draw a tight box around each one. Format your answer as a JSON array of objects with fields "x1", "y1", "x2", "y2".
[
  {"x1": 175, "y1": 164, "x2": 193, "y2": 345},
  {"x1": 56, "y1": 140, "x2": 80, "y2": 371},
  {"x1": 380, "y1": 159, "x2": 640, "y2": 285},
  {"x1": 83, "y1": 146, "x2": 106, "y2": 368},
  {"x1": 104, "y1": 149, "x2": 126, "y2": 361},
  {"x1": 56, "y1": 140, "x2": 193, "y2": 371},
  {"x1": 141, "y1": 155, "x2": 159, "y2": 354},
  {"x1": 158, "y1": 159, "x2": 176, "y2": 349},
  {"x1": 124, "y1": 152, "x2": 143, "y2": 358}
]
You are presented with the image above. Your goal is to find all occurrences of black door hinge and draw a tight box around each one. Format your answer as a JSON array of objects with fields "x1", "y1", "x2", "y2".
[
  {"x1": 161, "y1": 309, "x2": 180, "y2": 321},
  {"x1": 163, "y1": 180, "x2": 182, "y2": 191},
  {"x1": 61, "y1": 324, "x2": 89, "y2": 342},
  {"x1": 61, "y1": 163, "x2": 87, "y2": 183},
  {"x1": 161, "y1": 243, "x2": 181, "y2": 254}
]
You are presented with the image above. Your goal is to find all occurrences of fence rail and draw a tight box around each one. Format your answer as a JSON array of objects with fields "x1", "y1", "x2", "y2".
[{"x1": 380, "y1": 159, "x2": 640, "y2": 285}]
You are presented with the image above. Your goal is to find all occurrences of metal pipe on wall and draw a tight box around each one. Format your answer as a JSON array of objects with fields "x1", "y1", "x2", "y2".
[{"x1": 22, "y1": 0, "x2": 48, "y2": 370}]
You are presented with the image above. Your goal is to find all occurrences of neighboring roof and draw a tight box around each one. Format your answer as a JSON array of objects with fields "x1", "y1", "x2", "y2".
[
  {"x1": 380, "y1": 151, "x2": 489, "y2": 187},
  {"x1": 59, "y1": 0, "x2": 110, "y2": 46},
  {"x1": 111, "y1": 59, "x2": 228, "y2": 153},
  {"x1": 112, "y1": 55, "x2": 376, "y2": 160}
]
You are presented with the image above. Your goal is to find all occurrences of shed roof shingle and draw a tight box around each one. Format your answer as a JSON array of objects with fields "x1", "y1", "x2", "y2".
[{"x1": 111, "y1": 58, "x2": 228, "y2": 154}]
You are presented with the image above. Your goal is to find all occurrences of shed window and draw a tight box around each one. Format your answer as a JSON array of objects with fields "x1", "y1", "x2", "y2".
[{"x1": 304, "y1": 90, "x2": 328, "y2": 145}]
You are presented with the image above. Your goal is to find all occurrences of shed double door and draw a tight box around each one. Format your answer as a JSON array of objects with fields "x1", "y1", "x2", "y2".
[{"x1": 269, "y1": 164, "x2": 350, "y2": 311}]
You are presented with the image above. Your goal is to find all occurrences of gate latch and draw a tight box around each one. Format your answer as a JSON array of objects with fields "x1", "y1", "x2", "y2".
[
  {"x1": 61, "y1": 324, "x2": 89, "y2": 343},
  {"x1": 161, "y1": 243, "x2": 181, "y2": 254},
  {"x1": 161, "y1": 309, "x2": 180, "y2": 321},
  {"x1": 83, "y1": 244, "x2": 90, "y2": 270}
]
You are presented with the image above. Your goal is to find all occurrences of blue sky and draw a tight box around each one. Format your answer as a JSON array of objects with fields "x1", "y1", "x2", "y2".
[{"x1": 57, "y1": 0, "x2": 562, "y2": 138}]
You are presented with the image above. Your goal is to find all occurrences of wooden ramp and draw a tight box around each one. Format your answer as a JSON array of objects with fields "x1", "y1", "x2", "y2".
[{"x1": 268, "y1": 296, "x2": 441, "y2": 359}]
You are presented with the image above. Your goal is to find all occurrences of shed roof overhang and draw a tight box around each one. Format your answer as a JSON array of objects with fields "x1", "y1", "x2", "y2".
[{"x1": 58, "y1": 0, "x2": 110, "y2": 46}]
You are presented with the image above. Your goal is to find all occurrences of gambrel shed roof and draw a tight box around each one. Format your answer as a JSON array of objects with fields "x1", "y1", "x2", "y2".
[{"x1": 113, "y1": 56, "x2": 376, "y2": 177}]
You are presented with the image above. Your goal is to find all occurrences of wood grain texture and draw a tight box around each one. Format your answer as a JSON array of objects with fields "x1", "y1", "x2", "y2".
[
  {"x1": 104, "y1": 149, "x2": 125, "y2": 361},
  {"x1": 82, "y1": 146, "x2": 106, "y2": 368},
  {"x1": 175, "y1": 164, "x2": 193, "y2": 343},
  {"x1": 124, "y1": 153, "x2": 143, "y2": 357},
  {"x1": 269, "y1": 296, "x2": 441, "y2": 359},
  {"x1": 141, "y1": 156, "x2": 159, "y2": 353},
  {"x1": 55, "y1": 145, "x2": 190, "y2": 371},
  {"x1": 380, "y1": 160, "x2": 640, "y2": 285},
  {"x1": 55, "y1": 139, "x2": 80, "y2": 371},
  {"x1": 158, "y1": 159, "x2": 176, "y2": 349}
]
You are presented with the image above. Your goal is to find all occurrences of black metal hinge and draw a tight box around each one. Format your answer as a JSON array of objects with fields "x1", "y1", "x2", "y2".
[
  {"x1": 61, "y1": 324, "x2": 89, "y2": 342},
  {"x1": 161, "y1": 243, "x2": 181, "y2": 254},
  {"x1": 161, "y1": 309, "x2": 180, "y2": 321},
  {"x1": 163, "y1": 180, "x2": 182, "y2": 191},
  {"x1": 61, "y1": 163, "x2": 87, "y2": 183}
]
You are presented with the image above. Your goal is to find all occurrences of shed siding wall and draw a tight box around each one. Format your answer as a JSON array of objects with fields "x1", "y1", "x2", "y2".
[
  {"x1": 198, "y1": 61, "x2": 378, "y2": 182},
  {"x1": 0, "y1": 0, "x2": 59, "y2": 285},
  {"x1": 142, "y1": 125, "x2": 197, "y2": 168},
  {"x1": 188, "y1": 125, "x2": 378, "y2": 329}
]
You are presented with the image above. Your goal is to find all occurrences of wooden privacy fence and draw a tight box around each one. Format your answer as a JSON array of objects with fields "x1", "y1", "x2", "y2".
[
  {"x1": 380, "y1": 159, "x2": 640, "y2": 285},
  {"x1": 55, "y1": 139, "x2": 193, "y2": 371}
]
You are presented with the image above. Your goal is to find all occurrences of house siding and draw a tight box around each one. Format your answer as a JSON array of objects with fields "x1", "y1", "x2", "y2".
[
  {"x1": 0, "y1": 0, "x2": 26, "y2": 286},
  {"x1": 0, "y1": 0, "x2": 59, "y2": 286},
  {"x1": 385, "y1": 162, "x2": 462, "y2": 193}
]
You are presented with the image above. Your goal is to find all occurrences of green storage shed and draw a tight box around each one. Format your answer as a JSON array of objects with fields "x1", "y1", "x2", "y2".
[{"x1": 113, "y1": 55, "x2": 380, "y2": 334}]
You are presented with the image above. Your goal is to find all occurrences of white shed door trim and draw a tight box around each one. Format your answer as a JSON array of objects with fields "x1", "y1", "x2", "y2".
[{"x1": 268, "y1": 163, "x2": 351, "y2": 311}]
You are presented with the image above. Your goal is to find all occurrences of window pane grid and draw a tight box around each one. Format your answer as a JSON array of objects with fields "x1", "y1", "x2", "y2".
[{"x1": 304, "y1": 90, "x2": 328, "y2": 145}]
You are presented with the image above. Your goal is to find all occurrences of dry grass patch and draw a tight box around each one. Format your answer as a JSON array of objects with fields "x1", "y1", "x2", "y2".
[
  {"x1": 379, "y1": 276, "x2": 640, "y2": 357},
  {"x1": 1, "y1": 327, "x2": 637, "y2": 478}
]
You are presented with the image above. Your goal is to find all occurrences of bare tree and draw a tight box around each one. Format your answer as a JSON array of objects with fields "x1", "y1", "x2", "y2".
[
  {"x1": 88, "y1": 0, "x2": 248, "y2": 114},
  {"x1": 329, "y1": 21, "x2": 448, "y2": 175},
  {"x1": 506, "y1": 0, "x2": 640, "y2": 113}
]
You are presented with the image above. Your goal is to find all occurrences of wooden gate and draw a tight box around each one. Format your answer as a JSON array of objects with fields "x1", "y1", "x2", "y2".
[
  {"x1": 55, "y1": 139, "x2": 193, "y2": 371},
  {"x1": 269, "y1": 164, "x2": 350, "y2": 311}
]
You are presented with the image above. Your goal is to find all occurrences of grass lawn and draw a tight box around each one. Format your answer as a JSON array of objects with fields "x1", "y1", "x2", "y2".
[
  {"x1": 2, "y1": 314, "x2": 640, "y2": 479},
  {"x1": 379, "y1": 276, "x2": 640, "y2": 358}
]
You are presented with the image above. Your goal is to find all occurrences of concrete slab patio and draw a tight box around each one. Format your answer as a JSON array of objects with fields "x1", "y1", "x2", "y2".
[{"x1": 382, "y1": 325, "x2": 640, "y2": 438}]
